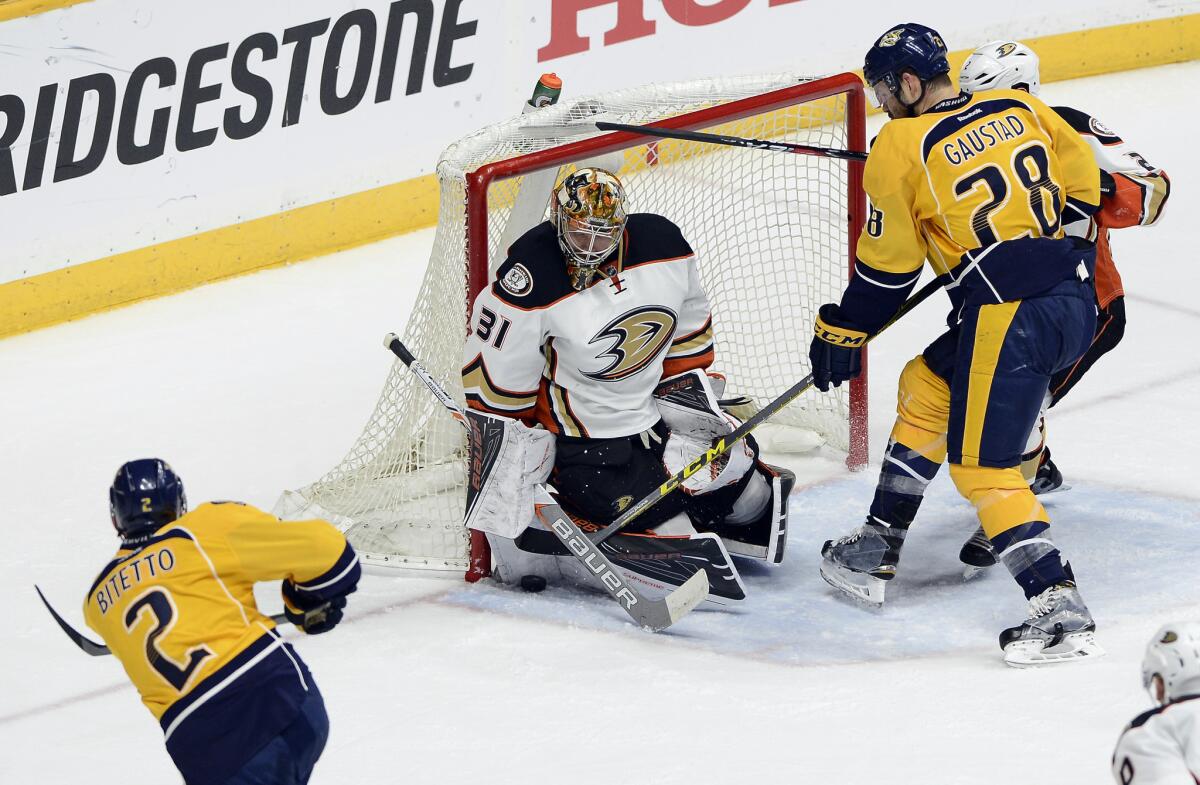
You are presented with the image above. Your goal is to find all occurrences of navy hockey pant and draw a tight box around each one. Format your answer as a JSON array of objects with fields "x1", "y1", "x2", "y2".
[{"x1": 224, "y1": 687, "x2": 329, "y2": 785}]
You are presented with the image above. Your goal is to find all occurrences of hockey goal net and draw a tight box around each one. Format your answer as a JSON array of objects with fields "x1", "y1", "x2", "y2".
[{"x1": 275, "y1": 72, "x2": 867, "y2": 578}]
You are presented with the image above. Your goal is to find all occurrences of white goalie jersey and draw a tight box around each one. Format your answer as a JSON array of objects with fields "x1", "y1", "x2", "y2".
[{"x1": 463, "y1": 213, "x2": 715, "y2": 439}]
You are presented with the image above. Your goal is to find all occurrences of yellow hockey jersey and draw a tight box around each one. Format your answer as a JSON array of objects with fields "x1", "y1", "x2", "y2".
[
  {"x1": 84, "y1": 501, "x2": 355, "y2": 718},
  {"x1": 843, "y1": 89, "x2": 1101, "y2": 329}
]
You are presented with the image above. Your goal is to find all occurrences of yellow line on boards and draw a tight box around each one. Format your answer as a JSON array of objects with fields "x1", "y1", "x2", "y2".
[
  {"x1": 0, "y1": 0, "x2": 93, "y2": 23},
  {"x1": 0, "y1": 175, "x2": 440, "y2": 338},
  {"x1": 861, "y1": 13, "x2": 1200, "y2": 116},
  {"x1": 2, "y1": 13, "x2": 1197, "y2": 337}
]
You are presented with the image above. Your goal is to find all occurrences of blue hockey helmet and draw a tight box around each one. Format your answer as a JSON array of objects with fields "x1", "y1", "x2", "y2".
[
  {"x1": 863, "y1": 23, "x2": 950, "y2": 106},
  {"x1": 109, "y1": 458, "x2": 187, "y2": 543}
]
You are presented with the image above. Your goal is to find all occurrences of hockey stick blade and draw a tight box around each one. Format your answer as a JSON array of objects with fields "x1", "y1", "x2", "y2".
[
  {"x1": 590, "y1": 274, "x2": 944, "y2": 546},
  {"x1": 383, "y1": 332, "x2": 711, "y2": 631},
  {"x1": 595, "y1": 121, "x2": 868, "y2": 162},
  {"x1": 36, "y1": 585, "x2": 288, "y2": 657},
  {"x1": 533, "y1": 490, "x2": 708, "y2": 632},
  {"x1": 36, "y1": 584, "x2": 110, "y2": 656}
]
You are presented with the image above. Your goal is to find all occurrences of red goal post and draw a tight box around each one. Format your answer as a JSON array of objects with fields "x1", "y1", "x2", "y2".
[{"x1": 462, "y1": 72, "x2": 869, "y2": 580}]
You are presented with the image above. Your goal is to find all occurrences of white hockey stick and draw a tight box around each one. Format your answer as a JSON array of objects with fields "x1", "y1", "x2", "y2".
[{"x1": 383, "y1": 333, "x2": 709, "y2": 632}]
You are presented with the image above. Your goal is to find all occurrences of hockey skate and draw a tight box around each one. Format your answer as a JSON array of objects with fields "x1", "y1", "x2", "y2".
[
  {"x1": 819, "y1": 519, "x2": 904, "y2": 606},
  {"x1": 1029, "y1": 448, "x2": 1069, "y2": 495},
  {"x1": 958, "y1": 526, "x2": 996, "y2": 580},
  {"x1": 1000, "y1": 583, "x2": 1105, "y2": 667}
]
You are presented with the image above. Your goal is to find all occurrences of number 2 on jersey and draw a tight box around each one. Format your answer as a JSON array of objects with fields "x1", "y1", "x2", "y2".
[{"x1": 124, "y1": 588, "x2": 213, "y2": 691}]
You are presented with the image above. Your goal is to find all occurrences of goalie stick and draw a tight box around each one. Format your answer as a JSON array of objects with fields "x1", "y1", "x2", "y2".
[
  {"x1": 35, "y1": 584, "x2": 289, "y2": 657},
  {"x1": 382, "y1": 333, "x2": 709, "y2": 632},
  {"x1": 594, "y1": 121, "x2": 868, "y2": 162},
  {"x1": 590, "y1": 274, "x2": 943, "y2": 547}
]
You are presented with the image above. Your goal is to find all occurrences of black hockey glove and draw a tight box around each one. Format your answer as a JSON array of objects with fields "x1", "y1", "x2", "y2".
[
  {"x1": 282, "y1": 580, "x2": 348, "y2": 635},
  {"x1": 1098, "y1": 169, "x2": 1116, "y2": 197},
  {"x1": 809, "y1": 304, "x2": 868, "y2": 392}
]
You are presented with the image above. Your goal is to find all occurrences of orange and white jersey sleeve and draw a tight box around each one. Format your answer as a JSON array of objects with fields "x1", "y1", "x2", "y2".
[
  {"x1": 662, "y1": 256, "x2": 714, "y2": 379},
  {"x1": 1053, "y1": 105, "x2": 1171, "y2": 231},
  {"x1": 462, "y1": 277, "x2": 545, "y2": 424}
]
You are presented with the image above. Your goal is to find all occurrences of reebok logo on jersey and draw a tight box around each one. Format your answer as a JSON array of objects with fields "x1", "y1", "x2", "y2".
[{"x1": 584, "y1": 306, "x2": 677, "y2": 382}]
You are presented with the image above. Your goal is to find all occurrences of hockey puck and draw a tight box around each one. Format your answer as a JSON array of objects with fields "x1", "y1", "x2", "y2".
[{"x1": 520, "y1": 575, "x2": 547, "y2": 593}]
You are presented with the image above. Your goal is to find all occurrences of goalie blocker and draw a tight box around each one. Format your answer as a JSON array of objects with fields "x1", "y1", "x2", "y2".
[{"x1": 465, "y1": 371, "x2": 793, "y2": 603}]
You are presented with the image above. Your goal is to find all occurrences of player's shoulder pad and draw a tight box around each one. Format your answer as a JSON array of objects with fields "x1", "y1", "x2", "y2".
[
  {"x1": 622, "y1": 213, "x2": 694, "y2": 269},
  {"x1": 1120, "y1": 696, "x2": 1200, "y2": 732},
  {"x1": 493, "y1": 222, "x2": 574, "y2": 308},
  {"x1": 1052, "y1": 105, "x2": 1123, "y2": 144}
]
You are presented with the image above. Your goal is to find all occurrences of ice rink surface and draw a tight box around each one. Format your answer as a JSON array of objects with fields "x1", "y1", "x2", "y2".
[{"x1": 3, "y1": 63, "x2": 1198, "y2": 784}]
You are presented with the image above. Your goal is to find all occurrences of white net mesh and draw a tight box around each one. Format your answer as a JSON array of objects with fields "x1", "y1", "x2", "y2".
[{"x1": 275, "y1": 73, "x2": 862, "y2": 573}]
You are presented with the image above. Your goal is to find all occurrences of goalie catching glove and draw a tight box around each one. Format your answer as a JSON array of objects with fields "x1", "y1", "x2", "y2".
[
  {"x1": 809, "y1": 304, "x2": 868, "y2": 392},
  {"x1": 655, "y1": 372, "x2": 756, "y2": 496}
]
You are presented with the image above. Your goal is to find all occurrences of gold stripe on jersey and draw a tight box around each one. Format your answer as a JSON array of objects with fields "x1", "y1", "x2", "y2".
[
  {"x1": 667, "y1": 316, "x2": 713, "y2": 357},
  {"x1": 960, "y1": 301, "x2": 1020, "y2": 466},
  {"x1": 462, "y1": 354, "x2": 538, "y2": 415},
  {"x1": 1132, "y1": 172, "x2": 1171, "y2": 225},
  {"x1": 533, "y1": 340, "x2": 588, "y2": 437},
  {"x1": 550, "y1": 381, "x2": 586, "y2": 438}
]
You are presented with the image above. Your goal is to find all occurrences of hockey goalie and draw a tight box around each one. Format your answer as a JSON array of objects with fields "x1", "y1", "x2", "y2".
[{"x1": 460, "y1": 167, "x2": 793, "y2": 604}]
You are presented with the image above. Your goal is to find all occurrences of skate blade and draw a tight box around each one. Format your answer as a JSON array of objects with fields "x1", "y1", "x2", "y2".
[
  {"x1": 819, "y1": 560, "x2": 887, "y2": 607},
  {"x1": 1003, "y1": 631, "x2": 1106, "y2": 667},
  {"x1": 1032, "y1": 482, "x2": 1072, "y2": 496},
  {"x1": 961, "y1": 563, "x2": 993, "y2": 581}
]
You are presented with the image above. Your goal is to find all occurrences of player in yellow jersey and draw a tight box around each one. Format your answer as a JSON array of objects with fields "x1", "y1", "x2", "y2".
[
  {"x1": 83, "y1": 459, "x2": 361, "y2": 784},
  {"x1": 808, "y1": 23, "x2": 1103, "y2": 666}
]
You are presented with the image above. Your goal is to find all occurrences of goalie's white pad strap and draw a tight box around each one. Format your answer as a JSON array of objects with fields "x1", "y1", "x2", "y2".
[{"x1": 464, "y1": 410, "x2": 555, "y2": 539}]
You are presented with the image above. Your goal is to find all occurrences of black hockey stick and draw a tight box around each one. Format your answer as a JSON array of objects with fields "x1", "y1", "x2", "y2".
[
  {"x1": 383, "y1": 333, "x2": 710, "y2": 632},
  {"x1": 35, "y1": 585, "x2": 109, "y2": 656},
  {"x1": 590, "y1": 275, "x2": 943, "y2": 547},
  {"x1": 594, "y1": 121, "x2": 869, "y2": 162},
  {"x1": 36, "y1": 584, "x2": 289, "y2": 657}
]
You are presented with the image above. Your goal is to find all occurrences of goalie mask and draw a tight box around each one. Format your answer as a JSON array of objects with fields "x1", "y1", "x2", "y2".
[{"x1": 550, "y1": 167, "x2": 628, "y2": 291}]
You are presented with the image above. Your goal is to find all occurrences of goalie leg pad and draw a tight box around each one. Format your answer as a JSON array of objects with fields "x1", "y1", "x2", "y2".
[
  {"x1": 705, "y1": 463, "x2": 792, "y2": 564},
  {"x1": 465, "y1": 410, "x2": 555, "y2": 539}
]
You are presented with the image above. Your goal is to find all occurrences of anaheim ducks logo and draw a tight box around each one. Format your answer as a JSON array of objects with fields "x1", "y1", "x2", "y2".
[
  {"x1": 996, "y1": 42, "x2": 1017, "y2": 57},
  {"x1": 584, "y1": 306, "x2": 677, "y2": 382}
]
